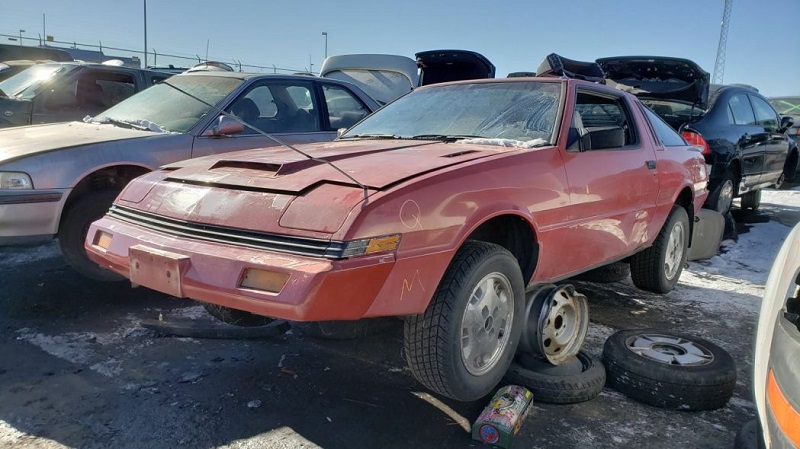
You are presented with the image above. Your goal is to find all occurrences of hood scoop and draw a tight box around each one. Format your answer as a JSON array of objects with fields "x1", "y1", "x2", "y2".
[{"x1": 210, "y1": 160, "x2": 282, "y2": 176}]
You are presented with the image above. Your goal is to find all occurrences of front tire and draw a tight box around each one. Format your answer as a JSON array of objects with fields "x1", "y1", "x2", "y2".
[
  {"x1": 404, "y1": 241, "x2": 525, "y2": 401},
  {"x1": 631, "y1": 206, "x2": 689, "y2": 293},
  {"x1": 59, "y1": 191, "x2": 124, "y2": 282},
  {"x1": 202, "y1": 303, "x2": 274, "y2": 327},
  {"x1": 740, "y1": 189, "x2": 761, "y2": 210}
]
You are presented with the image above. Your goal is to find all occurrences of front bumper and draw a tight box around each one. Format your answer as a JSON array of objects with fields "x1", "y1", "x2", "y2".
[
  {"x1": 0, "y1": 189, "x2": 67, "y2": 245},
  {"x1": 85, "y1": 216, "x2": 397, "y2": 321}
]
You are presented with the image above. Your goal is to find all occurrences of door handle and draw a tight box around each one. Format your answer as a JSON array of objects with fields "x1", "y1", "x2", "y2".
[{"x1": 646, "y1": 160, "x2": 657, "y2": 170}]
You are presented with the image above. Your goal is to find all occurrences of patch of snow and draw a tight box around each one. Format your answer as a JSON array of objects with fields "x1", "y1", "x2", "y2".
[
  {"x1": 170, "y1": 305, "x2": 210, "y2": 320},
  {"x1": 16, "y1": 330, "x2": 95, "y2": 365},
  {"x1": 90, "y1": 358, "x2": 123, "y2": 377}
]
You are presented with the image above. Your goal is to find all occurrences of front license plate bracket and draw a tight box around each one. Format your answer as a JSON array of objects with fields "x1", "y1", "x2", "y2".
[{"x1": 129, "y1": 245, "x2": 191, "y2": 298}]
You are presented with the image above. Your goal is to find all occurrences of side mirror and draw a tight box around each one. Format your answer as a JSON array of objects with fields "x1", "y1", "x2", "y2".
[
  {"x1": 204, "y1": 115, "x2": 245, "y2": 137},
  {"x1": 337, "y1": 128, "x2": 347, "y2": 138},
  {"x1": 780, "y1": 116, "x2": 795, "y2": 133},
  {"x1": 44, "y1": 89, "x2": 77, "y2": 110}
]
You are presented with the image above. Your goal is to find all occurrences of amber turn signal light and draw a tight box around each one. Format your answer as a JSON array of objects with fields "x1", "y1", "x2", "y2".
[{"x1": 93, "y1": 231, "x2": 113, "y2": 250}]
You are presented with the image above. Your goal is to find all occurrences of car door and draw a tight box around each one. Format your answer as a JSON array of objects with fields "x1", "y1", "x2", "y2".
[
  {"x1": 750, "y1": 94, "x2": 789, "y2": 184},
  {"x1": 559, "y1": 88, "x2": 659, "y2": 274},
  {"x1": 726, "y1": 92, "x2": 766, "y2": 187},
  {"x1": 191, "y1": 78, "x2": 336, "y2": 158}
]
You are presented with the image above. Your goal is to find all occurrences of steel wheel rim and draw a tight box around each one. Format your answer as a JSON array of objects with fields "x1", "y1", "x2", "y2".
[
  {"x1": 460, "y1": 272, "x2": 514, "y2": 376},
  {"x1": 540, "y1": 287, "x2": 585, "y2": 361},
  {"x1": 664, "y1": 220, "x2": 686, "y2": 280},
  {"x1": 718, "y1": 179, "x2": 734, "y2": 213},
  {"x1": 625, "y1": 334, "x2": 714, "y2": 366}
]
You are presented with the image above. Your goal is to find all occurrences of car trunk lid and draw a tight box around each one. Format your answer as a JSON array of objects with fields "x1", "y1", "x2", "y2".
[
  {"x1": 415, "y1": 50, "x2": 495, "y2": 86},
  {"x1": 596, "y1": 56, "x2": 710, "y2": 109}
]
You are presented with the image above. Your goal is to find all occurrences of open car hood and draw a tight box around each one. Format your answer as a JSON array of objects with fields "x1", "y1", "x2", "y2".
[
  {"x1": 415, "y1": 50, "x2": 495, "y2": 86},
  {"x1": 596, "y1": 56, "x2": 710, "y2": 109}
]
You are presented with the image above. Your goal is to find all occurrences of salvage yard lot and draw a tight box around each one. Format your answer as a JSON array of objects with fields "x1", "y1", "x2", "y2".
[{"x1": 1, "y1": 188, "x2": 799, "y2": 449}]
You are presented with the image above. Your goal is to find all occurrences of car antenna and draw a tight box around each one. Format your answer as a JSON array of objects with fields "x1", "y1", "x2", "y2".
[{"x1": 159, "y1": 80, "x2": 370, "y2": 201}]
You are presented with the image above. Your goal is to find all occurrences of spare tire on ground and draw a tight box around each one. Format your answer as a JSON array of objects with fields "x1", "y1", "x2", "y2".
[
  {"x1": 503, "y1": 351, "x2": 605, "y2": 404},
  {"x1": 602, "y1": 329, "x2": 736, "y2": 411}
]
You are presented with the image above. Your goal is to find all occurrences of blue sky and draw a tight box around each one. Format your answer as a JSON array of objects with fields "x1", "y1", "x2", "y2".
[{"x1": 2, "y1": 0, "x2": 798, "y2": 96}]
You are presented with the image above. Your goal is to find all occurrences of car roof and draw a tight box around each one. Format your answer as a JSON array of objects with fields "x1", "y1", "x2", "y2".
[{"x1": 173, "y1": 71, "x2": 354, "y2": 82}]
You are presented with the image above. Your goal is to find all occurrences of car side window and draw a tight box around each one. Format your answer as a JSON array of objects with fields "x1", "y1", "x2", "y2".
[
  {"x1": 568, "y1": 91, "x2": 638, "y2": 151},
  {"x1": 43, "y1": 69, "x2": 135, "y2": 115},
  {"x1": 226, "y1": 82, "x2": 319, "y2": 135},
  {"x1": 322, "y1": 85, "x2": 370, "y2": 130},
  {"x1": 642, "y1": 107, "x2": 686, "y2": 147},
  {"x1": 728, "y1": 94, "x2": 756, "y2": 125},
  {"x1": 749, "y1": 95, "x2": 779, "y2": 130}
]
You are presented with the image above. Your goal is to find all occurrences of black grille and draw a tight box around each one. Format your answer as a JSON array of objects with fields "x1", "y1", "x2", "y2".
[{"x1": 107, "y1": 205, "x2": 346, "y2": 258}]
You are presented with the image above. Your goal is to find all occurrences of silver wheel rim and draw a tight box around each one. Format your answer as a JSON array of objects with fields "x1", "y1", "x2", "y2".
[
  {"x1": 718, "y1": 179, "x2": 734, "y2": 213},
  {"x1": 460, "y1": 272, "x2": 514, "y2": 376},
  {"x1": 626, "y1": 334, "x2": 714, "y2": 366},
  {"x1": 539, "y1": 286, "x2": 587, "y2": 363},
  {"x1": 664, "y1": 220, "x2": 686, "y2": 280}
]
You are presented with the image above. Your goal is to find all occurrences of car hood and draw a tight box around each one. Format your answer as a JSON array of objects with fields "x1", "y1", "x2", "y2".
[
  {"x1": 596, "y1": 56, "x2": 710, "y2": 109},
  {"x1": 119, "y1": 140, "x2": 501, "y2": 236},
  {"x1": 415, "y1": 50, "x2": 495, "y2": 86},
  {"x1": 0, "y1": 121, "x2": 155, "y2": 165}
]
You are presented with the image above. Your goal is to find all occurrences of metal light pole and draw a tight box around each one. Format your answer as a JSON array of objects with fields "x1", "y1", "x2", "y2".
[
  {"x1": 18, "y1": 29, "x2": 25, "y2": 46},
  {"x1": 143, "y1": 0, "x2": 148, "y2": 67},
  {"x1": 321, "y1": 31, "x2": 328, "y2": 59}
]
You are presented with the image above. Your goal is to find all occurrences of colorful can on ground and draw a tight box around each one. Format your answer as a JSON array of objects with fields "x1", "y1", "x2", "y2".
[{"x1": 471, "y1": 385, "x2": 533, "y2": 448}]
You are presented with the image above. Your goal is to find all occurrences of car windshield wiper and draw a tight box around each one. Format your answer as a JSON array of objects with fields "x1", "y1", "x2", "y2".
[
  {"x1": 93, "y1": 117, "x2": 162, "y2": 132},
  {"x1": 339, "y1": 133, "x2": 404, "y2": 140},
  {"x1": 409, "y1": 134, "x2": 485, "y2": 142}
]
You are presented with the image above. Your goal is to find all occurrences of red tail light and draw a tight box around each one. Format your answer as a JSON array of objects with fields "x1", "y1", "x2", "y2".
[{"x1": 682, "y1": 130, "x2": 711, "y2": 156}]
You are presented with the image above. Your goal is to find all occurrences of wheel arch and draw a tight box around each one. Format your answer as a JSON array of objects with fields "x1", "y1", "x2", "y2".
[
  {"x1": 59, "y1": 163, "x2": 152, "y2": 229},
  {"x1": 673, "y1": 186, "x2": 695, "y2": 247},
  {"x1": 455, "y1": 209, "x2": 539, "y2": 282}
]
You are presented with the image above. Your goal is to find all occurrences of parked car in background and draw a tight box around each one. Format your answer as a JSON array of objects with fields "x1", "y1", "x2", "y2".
[
  {"x1": 0, "y1": 61, "x2": 174, "y2": 127},
  {"x1": 768, "y1": 96, "x2": 800, "y2": 137},
  {"x1": 320, "y1": 49, "x2": 495, "y2": 104},
  {"x1": 735, "y1": 222, "x2": 800, "y2": 448},
  {"x1": 0, "y1": 71, "x2": 379, "y2": 280},
  {"x1": 85, "y1": 73, "x2": 708, "y2": 402},
  {"x1": 597, "y1": 56, "x2": 797, "y2": 214}
]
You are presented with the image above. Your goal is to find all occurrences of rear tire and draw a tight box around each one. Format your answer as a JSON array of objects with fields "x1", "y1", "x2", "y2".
[
  {"x1": 404, "y1": 241, "x2": 525, "y2": 401},
  {"x1": 705, "y1": 170, "x2": 736, "y2": 215},
  {"x1": 784, "y1": 150, "x2": 798, "y2": 183},
  {"x1": 740, "y1": 190, "x2": 761, "y2": 211},
  {"x1": 59, "y1": 191, "x2": 124, "y2": 282},
  {"x1": 631, "y1": 206, "x2": 689, "y2": 293},
  {"x1": 202, "y1": 303, "x2": 274, "y2": 327}
]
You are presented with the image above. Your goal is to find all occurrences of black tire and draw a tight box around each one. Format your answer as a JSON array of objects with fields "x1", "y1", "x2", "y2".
[
  {"x1": 404, "y1": 241, "x2": 525, "y2": 401},
  {"x1": 504, "y1": 351, "x2": 605, "y2": 404},
  {"x1": 705, "y1": 170, "x2": 737, "y2": 215},
  {"x1": 573, "y1": 262, "x2": 630, "y2": 283},
  {"x1": 602, "y1": 329, "x2": 736, "y2": 411},
  {"x1": 58, "y1": 190, "x2": 123, "y2": 282},
  {"x1": 784, "y1": 150, "x2": 799, "y2": 183},
  {"x1": 733, "y1": 418, "x2": 765, "y2": 449},
  {"x1": 740, "y1": 190, "x2": 761, "y2": 211},
  {"x1": 631, "y1": 206, "x2": 689, "y2": 294},
  {"x1": 202, "y1": 303, "x2": 274, "y2": 327},
  {"x1": 294, "y1": 318, "x2": 394, "y2": 340}
]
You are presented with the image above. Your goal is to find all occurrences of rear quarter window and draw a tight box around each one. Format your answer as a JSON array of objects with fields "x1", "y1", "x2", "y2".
[{"x1": 643, "y1": 106, "x2": 687, "y2": 147}]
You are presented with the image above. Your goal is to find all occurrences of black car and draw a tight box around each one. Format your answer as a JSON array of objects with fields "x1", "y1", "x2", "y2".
[{"x1": 598, "y1": 57, "x2": 797, "y2": 214}]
